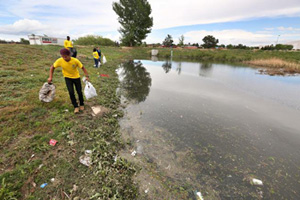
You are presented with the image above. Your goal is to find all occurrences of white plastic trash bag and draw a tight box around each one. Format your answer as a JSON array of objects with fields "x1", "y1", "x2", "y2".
[
  {"x1": 84, "y1": 81, "x2": 97, "y2": 100},
  {"x1": 103, "y1": 55, "x2": 107, "y2": 64},
  {"x1": 39, "y1": 82, "x2": 56, "y2": 102}
]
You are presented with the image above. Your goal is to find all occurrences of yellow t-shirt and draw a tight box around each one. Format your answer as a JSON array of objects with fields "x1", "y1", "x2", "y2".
[
  {"x1": 93, "y1": 52, "x2": 99, "y2": 59},
  {"x1": 64, "y1": 40, "x2": 73, "y2": 49},
  {"x1": 53, "y1": 57, "x2": 83, "y2": 78}
]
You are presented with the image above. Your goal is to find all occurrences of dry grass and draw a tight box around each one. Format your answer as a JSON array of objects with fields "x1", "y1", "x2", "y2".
[{"x1": 245, "y1": 58, "x2": 300, "y2": 75}]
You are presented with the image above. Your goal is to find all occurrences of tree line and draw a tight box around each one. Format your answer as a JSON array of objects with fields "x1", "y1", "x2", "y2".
[{"x1": 112, "y1": 0, "x2": 294, "y2": 50}]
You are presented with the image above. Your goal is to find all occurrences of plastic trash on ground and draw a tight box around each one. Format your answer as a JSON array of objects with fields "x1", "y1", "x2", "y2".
[
  {"x1": 99, "y1": 74, "x2": 109, "y2": 77},
  {"x1": 49, "y1": 139, "x2": 57, "y2": 146},
  {"x1": 40, "y1": 183, "x2": 48, "y2": 188},
  {"x1": 84, "y1": 81, "x2": 97, "y2": 100},
  {"x1": 252, "y1": 178, "x2": 263, "y2": 186},
  {"x1": 196, "y1": 191, "x2": 204, "y2": 200},
  {"x1": 131, "y1": 150, "x2": 137, "y2": 157},
  {"x1": 79, "y1": 150, "x2": 92, "y2": 167},
  {"x1": 39, "y1": 82, "x2": 55, "y2": 103}
]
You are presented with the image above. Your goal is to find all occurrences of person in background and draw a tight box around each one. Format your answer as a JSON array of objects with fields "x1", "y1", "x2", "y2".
[
  {"x1": 93, "y1": 48, "x2": 100, "y2": 68},
  {"x1": 48, "y1": 48, "x2": 89, "y2": 114},
  {"x1": 64, "y1": 36, "x2": 77, "y2": 58},
  {"x1": 96, "y1": 46, "x2": 101, "y2": 64}
]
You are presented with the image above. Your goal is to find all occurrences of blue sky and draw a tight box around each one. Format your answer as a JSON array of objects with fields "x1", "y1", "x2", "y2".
[{"x1": 0, "y1": 0, "x2": 299, "y2": 47}]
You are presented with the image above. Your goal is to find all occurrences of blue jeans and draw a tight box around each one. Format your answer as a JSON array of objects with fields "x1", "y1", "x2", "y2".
[{"x1": 94, "y1": 58, "x2": 99, "y2": 67}]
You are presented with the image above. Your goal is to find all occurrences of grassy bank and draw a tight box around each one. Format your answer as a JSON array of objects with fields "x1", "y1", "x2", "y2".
[
  {"x1": 0, "y1": 44, "x2": 138, "y2": 199},
  {"x1": 125, "y1": 47, "x2": 300, "y2": 75},
  {"x1": 1, "y1": 44, "x2": 299, "y2": 199}
]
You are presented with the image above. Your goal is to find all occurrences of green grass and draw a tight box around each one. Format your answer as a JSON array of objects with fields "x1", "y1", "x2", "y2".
[{"x1": 0, "y1": 44, "x2": 138, "y2": 199}]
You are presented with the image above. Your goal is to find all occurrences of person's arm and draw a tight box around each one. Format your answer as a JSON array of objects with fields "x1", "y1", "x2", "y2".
[
  {"x1": 48, "y1": 65, "x2": 55, "y2": 83},
  {"x1": 82, "y1": 66, "x2": 89, "y2": 81}
]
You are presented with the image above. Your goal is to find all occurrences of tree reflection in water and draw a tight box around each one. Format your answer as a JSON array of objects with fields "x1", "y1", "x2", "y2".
[
  {"x1": 162, "y1": 60, "x2": 172, "y2": 73},
  {"x1": 199, "y1": 63, "x2": 213, "y2": 77},
  {"x1": 119, "y1": 60, "x2": 152, "y2": 103}
]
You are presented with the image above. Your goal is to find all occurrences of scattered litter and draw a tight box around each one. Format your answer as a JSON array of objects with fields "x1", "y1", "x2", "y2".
[
  {"x1": 63, "y1": 191, "x2": 70, "y2": 199},
  {"x1": 28, "y1": 154, "x2": 35, "y2": 162},
  {"x1": 131, "y1": 150, "x2": 137, "y2": 157},
  {"x1": 31, "y1": 74, "x2": 33, "y2": 77},
  {"x1": 228, "y1": 175, "x2": 232, "y2": 178},
  {"x1": 40, "y1": 183, "x2": 48, "y2": 188},
  {"x1": 99, "y1": 74, "x2": 109, "y2": 77},
  {"x1": 79, "y1": 150, "x2": 92, "y2": 167},
  {"x1": 64, "y1": 109, "x2": 69, "y2": 112},
  {"x1": 165, "y1": 164, "x2": 171, "y2": 170},
  {"x1": 49, "y1": 139, "x2": 57, "y2": 146},
  {"x1": 68, "y1": 140, "x2": 75, "y2": 146},
  {"x1": 39, "y1": 82, "x2": 56, "y2": 103},
  {"x1": 196, "y1": 191, "x2": 204, "y2": 200},
  {"x1": 113, "y1": 155, "x2": 118, "y2": 162},
  {"x1": 91, "y1": 106, "x2": 109, "y2": 117},
  {"x1": 252, "y1": 178, "x2": 263, "y2": 186},
  {"x1": 50, "y1": 178, "x2": 55, "y2": 182},
  {"x1": 145, "y1": 188, "x2": 149, "y2": 193},
  {"x1": 32, "y1": 182, "x2": 36, "y2": 187},
  {"x1": 85, "y1": 150, "x2": 92, "y2": 154},
  {"x1": 73, "y1": 184, "x2": 78, "y2": 192},
  {"x1": 38, "y1": 164, "x2": 43, "y2": 169}
]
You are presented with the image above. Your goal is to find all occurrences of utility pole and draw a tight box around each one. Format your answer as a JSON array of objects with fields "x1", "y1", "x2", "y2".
[{"x1": 276, "y1": 35, "x2": 280, "y2": 45}]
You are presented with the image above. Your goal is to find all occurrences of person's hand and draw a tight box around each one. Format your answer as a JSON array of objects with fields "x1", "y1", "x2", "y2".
[
  {"x1": 47, "y1": 77, "x2": 52, "y2": 84},
  {"x1": 85, "y1": 76, "x2": 90, "y2": 82}
]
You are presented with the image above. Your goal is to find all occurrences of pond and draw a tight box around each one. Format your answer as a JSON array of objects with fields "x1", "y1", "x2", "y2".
[{"x1": 117, "y1": 59, "x2": 300, "y2": 200}]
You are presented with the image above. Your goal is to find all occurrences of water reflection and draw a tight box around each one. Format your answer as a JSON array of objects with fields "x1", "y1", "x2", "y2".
[
  {"x1": 118, "y1": 60, "x2": 152, "y2": 103},
  {"x1": 119, "y1": 59, "x2": 300, "y2": 199},
  {"x1": 161, "y1": 60, "x2": 172, "y2": 73},
  {"x1": 199, "y1": 63, "x2": 213, "y2": 77},
  {"x1": 176, "y1": 62, "x2": 182, "y2": 75}
]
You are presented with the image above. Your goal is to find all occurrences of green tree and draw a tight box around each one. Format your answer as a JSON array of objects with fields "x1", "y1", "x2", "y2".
[
  {"x1": 74, "y1": 35, "x2": 115, "y2": 46},
  {"x1": 112, "y1": 0, "x2": 153, "y2": 47},
  {"x1": 162, "y1": 34, "x2": 174, "y2": 47},
  {"x1": 20, "y1": 38, "x2": 29, "y2": 44},
  {"x1": 178, "y1": 35, "x2": 184, "y2": 46},
  {"x1": 202, "y1": 35, "x2": 219, "y2": 48}
]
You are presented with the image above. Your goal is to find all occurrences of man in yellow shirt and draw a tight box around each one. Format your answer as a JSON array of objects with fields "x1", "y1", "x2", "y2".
[
  {"x1": 48, "y1": 48, "x2": 89, "y2": 114},
  {"x1": 64, "y1": 36, "x2": 77, "y2": 58}
]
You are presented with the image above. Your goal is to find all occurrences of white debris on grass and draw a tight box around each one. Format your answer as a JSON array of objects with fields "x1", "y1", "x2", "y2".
[
  {"x1": 131, "y1": 150, "x2": 137, "y2": 157},
  {"x1": 79, "y1": 150, "x2": 92, "y2": 167},
  {"x1": 252, "y1": 178, "x2": 263, "y2": 186},
  {"x1": 91, "y1": 106, "x2": 102, "y2": 116},
  {"x1": 196, "y1": 191, "x2": 204, "y2": 200}
]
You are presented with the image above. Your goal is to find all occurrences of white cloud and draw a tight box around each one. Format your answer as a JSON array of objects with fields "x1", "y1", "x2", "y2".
[
  {"x1": 149, "y1": 0, "x2": 300, "y2": 29},
  {"x1": 0, "y1": 0, "x2": 300, "y2": 43},
  {"x1": 0, "y1": 19, "x2": 49, "y2": 35},
  {"x1": 277, "y1": 26, "x2": 300, "y2": 31},
  {"x1": 183, "y1": 29, "x2": 274, "y2": 46}
]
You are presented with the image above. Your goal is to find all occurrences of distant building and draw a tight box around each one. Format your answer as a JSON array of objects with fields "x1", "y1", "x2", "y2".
[{"x1": 28, "y1": 35, "x2": 64, "y2": 46}]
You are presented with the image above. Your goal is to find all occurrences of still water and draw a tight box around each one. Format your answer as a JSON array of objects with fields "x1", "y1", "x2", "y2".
[{"x1": 117, "y1": 60, "x2": 300, "y2": 200}]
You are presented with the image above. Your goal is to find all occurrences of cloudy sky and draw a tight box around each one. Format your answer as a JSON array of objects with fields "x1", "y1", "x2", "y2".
[{"x1": 0, "y1": 0, "x2": 300, "y2": 46}]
